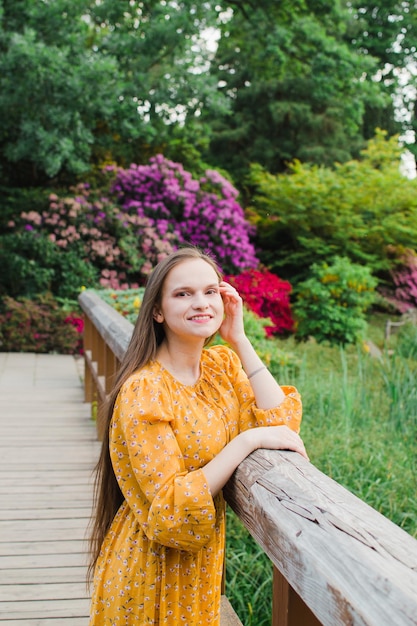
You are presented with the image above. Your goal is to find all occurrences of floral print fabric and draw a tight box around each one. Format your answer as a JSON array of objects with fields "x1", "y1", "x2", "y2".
[{"x1": 89, "y1": 345, "x2": 302, "y2": 625}]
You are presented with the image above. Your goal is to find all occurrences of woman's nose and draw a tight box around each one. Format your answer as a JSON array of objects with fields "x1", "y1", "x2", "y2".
[{"x1": 193, "y1": 293, "x2": 209, "y2": 308}]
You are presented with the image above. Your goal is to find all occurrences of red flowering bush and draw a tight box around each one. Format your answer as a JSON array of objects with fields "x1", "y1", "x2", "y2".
[
  {"x1": 226, "y1": 268, "x2": 294, "y2": 336},
  {"x1": 0, "y1": 293, "x2": 83, "y2": 354}
]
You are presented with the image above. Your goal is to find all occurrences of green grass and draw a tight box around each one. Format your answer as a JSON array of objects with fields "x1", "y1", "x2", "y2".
[{"x1": 226, "y1": 313, "x2": 417, "y2": 625}]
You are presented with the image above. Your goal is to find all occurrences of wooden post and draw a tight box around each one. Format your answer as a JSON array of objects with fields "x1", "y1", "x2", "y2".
[
  {"x1": 105, "y1": 343, "x2": 118, "y2": 395},
  {"x1": 272, "y1": 566, "x2": 322, "y2": 626},
  {"x1": 83, "y1": 316, "x2": 93, "y2": 403}
]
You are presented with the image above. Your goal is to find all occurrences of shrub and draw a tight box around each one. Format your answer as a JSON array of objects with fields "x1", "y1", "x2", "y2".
[
  {"x1": 9, "y1": 179, "x2": 177, "y2": 288},
  {"x1": 293, "y1": 256, "x2": 377, "y2": 345},
  {"x1": 394, "y1": 319, "x2": 417, "y2": 360},
  {"x1": 0, "y1": 293, "x2": 83, "y2": 354},
  {"x1": 0, "y1": 231, "x2": 98, "y2": 299},
  {"x1": 248, "y1": 131, "x2": 417, "y2": 284},
  {"x1": 0, "y1": 186, "x2": 52, "y2": 233},
  {"x1": 96, "y1": 287, "x2": 146, "y2": 324},
  {"x1": 225, "y1": 267, "x2": 294, "y2": 336}
]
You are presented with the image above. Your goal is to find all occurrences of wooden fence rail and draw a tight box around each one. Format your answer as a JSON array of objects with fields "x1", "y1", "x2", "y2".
[{"x1": 79, "y1": 290, "x2": 417, "y2": 626}]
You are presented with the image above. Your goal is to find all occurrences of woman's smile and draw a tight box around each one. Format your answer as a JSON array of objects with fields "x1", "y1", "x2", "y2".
[{"x1": 188, "y1": 314, "x2": 214, "y2": 322}]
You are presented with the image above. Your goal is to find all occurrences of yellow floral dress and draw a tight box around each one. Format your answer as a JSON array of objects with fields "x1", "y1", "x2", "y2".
[{"x1": 89, "y1": 345, "x2": 302, "y2": 625}]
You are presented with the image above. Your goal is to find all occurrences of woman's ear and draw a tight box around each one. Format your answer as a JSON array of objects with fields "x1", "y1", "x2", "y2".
[{"x1": 153, "y1": 307, "x2": 164, "y2": 323}]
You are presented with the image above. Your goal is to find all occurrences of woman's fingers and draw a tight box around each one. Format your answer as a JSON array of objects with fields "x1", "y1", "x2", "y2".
[{"x1": 257, "y1": 426, "x2": 309, "y2": 461}]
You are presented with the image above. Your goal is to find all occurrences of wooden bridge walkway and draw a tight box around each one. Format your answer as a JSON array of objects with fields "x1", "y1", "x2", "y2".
[{"x1": 0, "y1": 352, "x2": 100, "y2": 626}]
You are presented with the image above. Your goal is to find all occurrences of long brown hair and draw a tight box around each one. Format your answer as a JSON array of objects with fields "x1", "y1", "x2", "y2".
[{"x1": 88, "y1": 247, "x2": 222, "y2": 582}]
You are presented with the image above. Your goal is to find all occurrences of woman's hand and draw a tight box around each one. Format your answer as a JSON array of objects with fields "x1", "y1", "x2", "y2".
[
  {"x1": 203, "y1": 425, "x2": 309, "y2": 496},
  {"x1": 218, "y1": 281, "x2": 246, "y2": 346},
  {"x1": 247, "y1": 425, "x2": 309, "y2": 460}
]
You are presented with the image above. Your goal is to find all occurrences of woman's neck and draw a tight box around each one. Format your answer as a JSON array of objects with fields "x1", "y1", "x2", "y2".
[{"x1": 156, "y1": 340, "x2": 203, "y2": 385}]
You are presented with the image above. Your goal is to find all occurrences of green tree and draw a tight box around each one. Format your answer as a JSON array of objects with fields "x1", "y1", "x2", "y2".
[
  {"x1": 0, "y1": 0, "x2": 225, "y2": 185},
  {"x1": 344, "y1": 0, "x2": 417, "y2": 158},
  {"x1": 201, "y1": 0, "x2": 415, "y2": 183}
]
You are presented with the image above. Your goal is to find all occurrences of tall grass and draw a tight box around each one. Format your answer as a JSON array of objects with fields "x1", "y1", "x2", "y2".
[{"x1": 226, "y1": 316, "x2": 417, "y2": 625}]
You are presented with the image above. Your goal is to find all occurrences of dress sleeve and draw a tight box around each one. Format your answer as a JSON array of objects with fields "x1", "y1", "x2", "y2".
[
  {"x1": 110, "y1": 375, "x2": 217, "y2": 552},
  {"x1": 209, "y1": 345, "x2": 303, "y2": 434}
]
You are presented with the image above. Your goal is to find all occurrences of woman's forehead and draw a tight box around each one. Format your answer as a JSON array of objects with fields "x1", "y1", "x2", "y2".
[{"x1": 164, "y1": 259, "x2": 219, "y2": 287}]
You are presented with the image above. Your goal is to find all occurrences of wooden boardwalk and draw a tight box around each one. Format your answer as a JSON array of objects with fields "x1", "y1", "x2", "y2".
[{"x1": 0, "y1": 352, "x2": 100, "y2": 626}]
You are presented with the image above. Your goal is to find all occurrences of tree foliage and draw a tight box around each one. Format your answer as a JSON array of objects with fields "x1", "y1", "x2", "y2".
[
  {"x1": 1, "y1": 1, "x2": 416, "y2": 186},
  {"x1": 201, "y1": 0, "x2": 416, "y2": 182},
  {"x1": 0, "y1": 0, "x2": 225, "y2": 184}
]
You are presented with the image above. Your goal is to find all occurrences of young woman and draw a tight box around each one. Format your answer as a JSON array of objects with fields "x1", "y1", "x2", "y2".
[{"x1": 88, "y1": 246, "x2": 308, "y2": 625}]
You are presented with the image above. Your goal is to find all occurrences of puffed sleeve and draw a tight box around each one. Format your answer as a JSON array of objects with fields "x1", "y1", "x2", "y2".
[
  {"x1": 110, "y1": 373, "x2": 218, "y2": 552},
  {"x1": 208, "y1": 345, "x2": 302, "y2": 434}
]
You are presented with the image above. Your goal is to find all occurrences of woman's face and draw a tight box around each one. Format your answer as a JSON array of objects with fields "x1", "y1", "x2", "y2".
[{"x1": 154, "y1": 259, "x2": 224, "y2": 343}]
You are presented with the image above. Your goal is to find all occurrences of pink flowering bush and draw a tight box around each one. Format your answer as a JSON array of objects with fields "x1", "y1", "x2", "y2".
[
  {"x1": 225, "y1": 267, "x2": 294, "y2": 336},
  {"x1": 383, "y1": 248, "x2": 417, "y2": 313},
  {"x1": 17, "y1": 180, "x2": 177, "y2": 290}
]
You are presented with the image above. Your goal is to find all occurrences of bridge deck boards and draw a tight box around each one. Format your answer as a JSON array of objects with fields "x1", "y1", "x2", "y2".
[{"x1": 0, "y1": 353, "x2": 99, "y2": 626}]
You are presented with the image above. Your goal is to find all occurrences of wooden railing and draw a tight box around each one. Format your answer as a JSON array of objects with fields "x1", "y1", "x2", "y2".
[
  {"x1": 79, "y1": 290, "x2": 417, "y2": 626},
  {"x1": 80, "y1": 290, "x2": 133, "y2": 439}
]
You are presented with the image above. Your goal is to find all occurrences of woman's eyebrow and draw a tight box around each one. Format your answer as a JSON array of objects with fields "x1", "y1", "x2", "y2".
[{"x1": 172, "y1": 283, "x2": 219, "y2": 292}]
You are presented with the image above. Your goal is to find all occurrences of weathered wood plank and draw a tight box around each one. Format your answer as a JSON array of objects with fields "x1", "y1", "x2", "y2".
[
  {"x1": 0, "y1": 517, "x2": 89, "y2": 531},
  {"x1": 224, "y1": 449, "x2": 417, "y2": 626},
  {"x1": 0, "y1": 566, "x2": 87, "y2": 584},
  {"x1": 0, "y1": 508, "x2": 93, "y2": 521},
  {"x1": 0, "y1": 483, "x2": 93, "y2": 495},
  {"x1": 0, "y1": 461, "x2": 95, "y2": 471},
  {"x1": 0, "y1": 471, "x2": 94, "y2": 482},
  {"x1": 0, "y1": 540, "x2": 88, "y2": 556},
  {"x1": 2, "y1": 500, "x2": 92, "y2": 511},
  {"x1": 0, "y1": 614, "x2": 88, "y2": 626},
  {"x1": 0, "y1": 553, "x2": 88, "y2": 569},
  {"x1": 0, "y1": 582, "x2": 91, "y2": 602},
  {"x1": 0, "y1": 598, "x2": 90, "y2": 619},
  {"x1": 0, "y1": 527, "x2": 89, "y2": 542}
]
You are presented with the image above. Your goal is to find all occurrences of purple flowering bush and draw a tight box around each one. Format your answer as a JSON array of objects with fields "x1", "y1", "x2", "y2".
[{"x1": 112, "y1": 155, "x2": 259, "y2": 274}]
